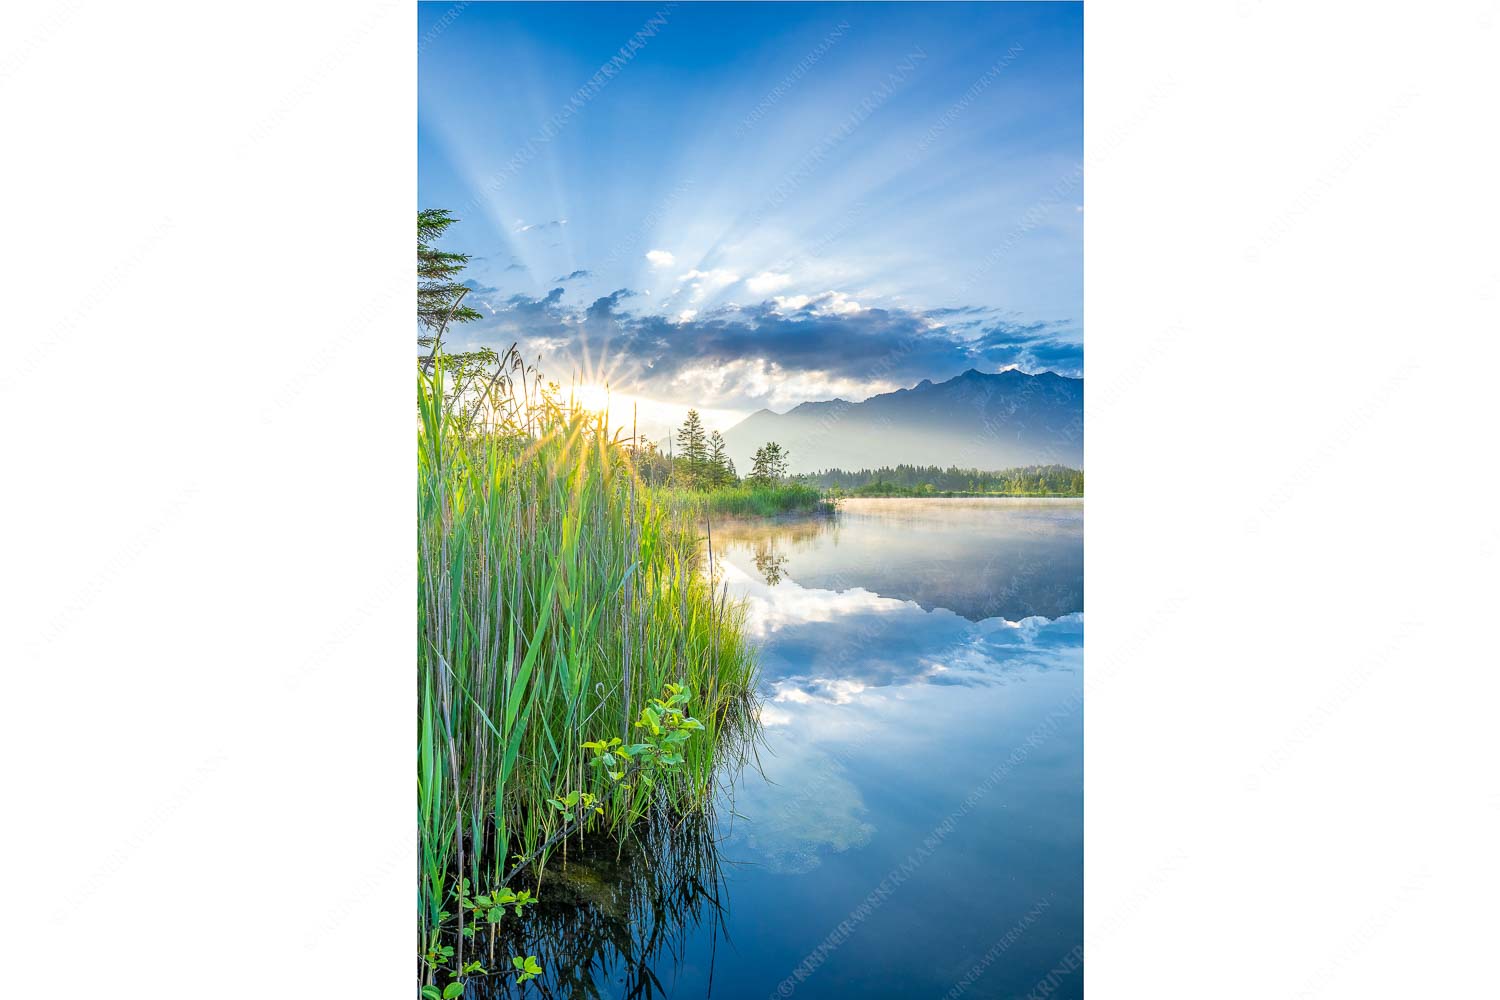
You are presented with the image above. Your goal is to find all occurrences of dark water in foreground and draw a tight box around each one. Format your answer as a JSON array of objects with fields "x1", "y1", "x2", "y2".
[{"x1": 484, "y1": 498, "x2": 1083, "y2": 999}]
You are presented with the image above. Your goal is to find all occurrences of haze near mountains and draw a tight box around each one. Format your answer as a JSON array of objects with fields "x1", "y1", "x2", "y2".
[{"x1": 722, "y1": 369, "x2": 1083, "y2": 475}]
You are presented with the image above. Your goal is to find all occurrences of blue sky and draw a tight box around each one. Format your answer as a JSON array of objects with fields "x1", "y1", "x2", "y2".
[{"x1": 419, "y1": 1, "x2": 1082, "y2": 436}]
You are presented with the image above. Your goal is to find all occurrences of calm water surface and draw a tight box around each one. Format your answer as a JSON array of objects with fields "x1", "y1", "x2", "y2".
[{"x1": 489, "y1": 498, "x2": 1082, "y2": 999}]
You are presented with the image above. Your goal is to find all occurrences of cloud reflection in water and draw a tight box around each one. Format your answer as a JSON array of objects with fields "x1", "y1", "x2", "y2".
[{"x1": 711, "y1": 504, "x2": 1082, "y2": 882}]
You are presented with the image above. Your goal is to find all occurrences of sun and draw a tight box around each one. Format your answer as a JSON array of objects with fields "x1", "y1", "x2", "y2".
[{"x1": 563, "y1": 382, "x2": 748, "y2": 445}]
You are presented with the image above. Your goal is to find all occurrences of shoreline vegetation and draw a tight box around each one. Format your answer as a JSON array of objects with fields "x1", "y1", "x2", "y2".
[
  {"x1": 802, "y1": 463, "x2": 1083, "y2": 498},
  {"x1": 418, "y1": 212, "x2": 759, "y2": 995},
  {"x1": 634, "y1": 409, "x2": 836, "y2": 517},
  {"x1": 661, "y1": 481, "x2": 834, "y2": 518},
  {"x1": 826, "y1": 486, "x2": 1083, "y2": 499},
  {"x1": 642, "y1": 416, "x2": 1089, "y2": 515}
]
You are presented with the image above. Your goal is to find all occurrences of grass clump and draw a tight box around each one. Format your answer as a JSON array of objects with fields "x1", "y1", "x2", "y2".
[
  {"x1": 418, "y1": 349, "x2": 757, "y2": 989},
  {"x1": 660, "y1": 482, "x2": 832, "y2": 518}
]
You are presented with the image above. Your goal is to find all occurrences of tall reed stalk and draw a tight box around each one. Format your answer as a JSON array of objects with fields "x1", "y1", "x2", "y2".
[{"x1": 417, "y1": 348, "x2": 755, "y2": 979}]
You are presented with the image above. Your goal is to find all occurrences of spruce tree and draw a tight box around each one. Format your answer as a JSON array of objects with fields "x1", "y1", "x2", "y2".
[
  {"x1": 418, "y1": 209, "x2": 483, "y2": 338},
  {"x1": 708, "y1": 431, "x2": 733, "y2": 487},
  {"x1": 749, "y1": 442, "x2": 788, "y2": 483},
  {"x1": 676, "y1": 410, "x2": 708, "y2": 486}
]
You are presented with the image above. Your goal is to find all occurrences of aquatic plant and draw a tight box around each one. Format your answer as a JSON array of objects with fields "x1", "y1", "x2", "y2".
[
  {"x1": 418, "y1": 343, "x2": 757, "y2": 988},
  {"x1": 510, "y1": 956, "x2": 542, "y2": 984}
]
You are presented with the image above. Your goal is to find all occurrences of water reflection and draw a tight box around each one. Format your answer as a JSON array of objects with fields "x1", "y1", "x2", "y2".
[
  {"x1": 487, "y1": 499, "x2": 1084, "y2": 1000},
  {"x1": 716, "y1": 548, "x2": 1083, "y2": 697},
  {"x1": 716, "y1": 498, "x2": 1083, "y2": 621},
  {"x1": 471, "y1": 808, "x2": 730, "y2": 1000},
  {"x1": 751, "y1": 545, "x2": 789, "y2": 586},
  {"x1": 699, "y1": 499, "x2": 1085, "y2": 999}
]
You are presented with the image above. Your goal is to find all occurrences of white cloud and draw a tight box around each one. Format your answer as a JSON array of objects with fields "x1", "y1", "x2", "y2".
[
  {"x1": 645, "y1": 249, "x2": 675, "y2": 268},
  {"x1": 675, "y1": 309, "x2": 698, "y2": 322},
  {"x1": 758, "y1": 704, "x2": 794, "y2": 727},
  {"x1": 679, "y1": 267, "x2": 740, "y2": 301},
  {"x1": 747, "y1": 270, "x2": 793, "y2": 295},
  {"x1": 662, "y1": 357, "x2": 897, "y2": 414},
  {"x1": 771, "y1": 289, "x2": 865, "y2": 316},
  {"x1": 819, "y1": 291, "x2": 864, "y2": 315}
]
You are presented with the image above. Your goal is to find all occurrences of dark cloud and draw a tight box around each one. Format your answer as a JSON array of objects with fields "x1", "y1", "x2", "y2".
[
  {"x1": 457, "y1": 290, "x2": 1081, "y2": 410},
  {"x1": 553, "y1": 269, "x2": 593, "y2": 283},
  {"x1": 502, "y1": 263, "x2": 528, "y2": 273},
  {"x1": 970, "y1": 324, "x2": 1085, "y2": 372},
  {"x1": 585, "y1": 288, "x2": 638, "y2": 321},
  {"x1": 505, "y1": 287, "x2": 565, "y2": 309}
]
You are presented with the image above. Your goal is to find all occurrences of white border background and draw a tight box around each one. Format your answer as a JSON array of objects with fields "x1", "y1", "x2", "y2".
[{"x1": 1, "y1": 1, "x2": 1495, "y2": 995}]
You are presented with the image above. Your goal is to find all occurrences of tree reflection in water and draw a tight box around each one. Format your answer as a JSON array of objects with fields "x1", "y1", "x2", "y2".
[
  {"x1": 710, "y1": 515, "x2": 836, "y2": 589},
  {"x1": 752, "y1": 546, "x2": 788, "y2": 585}
]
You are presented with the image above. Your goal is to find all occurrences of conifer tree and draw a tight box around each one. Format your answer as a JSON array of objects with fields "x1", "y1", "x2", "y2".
[
  {"x1": 749, "y1": 442, "x2": 788, "y2": 483},
  {"x1": 708, "y1": 430, "x2": 733, "y2": 487},
  {"x1": 675, "y1": 410, "x2": 709, "y2": 486},
  {"x1": 418, "y1": 209, "x2": 483, "y2": 337}
]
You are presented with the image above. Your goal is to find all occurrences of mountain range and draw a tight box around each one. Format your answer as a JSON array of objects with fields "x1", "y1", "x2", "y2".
[{"x1": 722, "y1": 368, "x2": 1083, "y2": 474}]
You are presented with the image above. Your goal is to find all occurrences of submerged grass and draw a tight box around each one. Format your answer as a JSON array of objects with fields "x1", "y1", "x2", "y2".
[{"x1": 418, "y1": 350, "x2": 757, "y2": 985}]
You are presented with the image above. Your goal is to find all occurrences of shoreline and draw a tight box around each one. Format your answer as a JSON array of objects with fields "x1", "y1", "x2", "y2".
[{"x1": 831, "y1": 491, "x2": 1084, "y2": 499}]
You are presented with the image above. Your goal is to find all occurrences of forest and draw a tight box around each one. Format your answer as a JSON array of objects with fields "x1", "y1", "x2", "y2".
[{"x1": 799, "y1": 463, "x2": 1084, "y2": 496}]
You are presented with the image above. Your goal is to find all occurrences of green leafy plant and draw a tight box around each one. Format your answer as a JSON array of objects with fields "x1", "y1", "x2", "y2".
[
  {"x1": 633, "y1": 683, "x2": 707, "y2": 770},
  {"x1": 423, "y1": 926, "x2": 454, "y2": 969},
  {"x1": 544, "y1": 789, "x2": 604, "y2": 824},
  {"x1": 511, "y1": 955, "x2": 543, "y2": 984},
  {"x1": 456, "y1": 879, "x2": 535, "y2": 930},
  {"x1": 582, "y1": 737, "x2": 629, "y2": 783}
]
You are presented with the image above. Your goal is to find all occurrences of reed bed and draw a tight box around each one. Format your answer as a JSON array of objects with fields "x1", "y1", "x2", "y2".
[
  {"x1": 658, "y1": 482, "x2": 832, "y2": 518},
  {"x1": 418, "y1": 350, "x2": 756, "y2": 984}
]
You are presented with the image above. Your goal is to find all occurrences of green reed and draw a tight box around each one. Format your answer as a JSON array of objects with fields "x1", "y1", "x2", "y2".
[
  {"x1": 418, "y1": 350, "x2": 756, "y2": 980},
  {"x1": 658, "y1": 482, "x2": 832, "y2": 518}
]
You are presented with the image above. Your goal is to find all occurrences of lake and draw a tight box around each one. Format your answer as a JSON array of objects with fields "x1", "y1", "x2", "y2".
[{"x1": 486, "y1": 498, "x2": 1083, "y2": 999}]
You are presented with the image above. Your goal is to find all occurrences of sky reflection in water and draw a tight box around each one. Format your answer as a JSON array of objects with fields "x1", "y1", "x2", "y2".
[
  {"x1": 498, "y1": 499, "x2": 1083, "y2": 999},
  {"x1": 693, "y1": 499, "x2": 1084, "y2": 999}
]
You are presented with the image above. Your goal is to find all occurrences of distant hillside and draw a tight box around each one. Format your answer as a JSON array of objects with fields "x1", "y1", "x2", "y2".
[{"x1": 723, "y1": 369, "x2": 1083, "y2": 474}]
